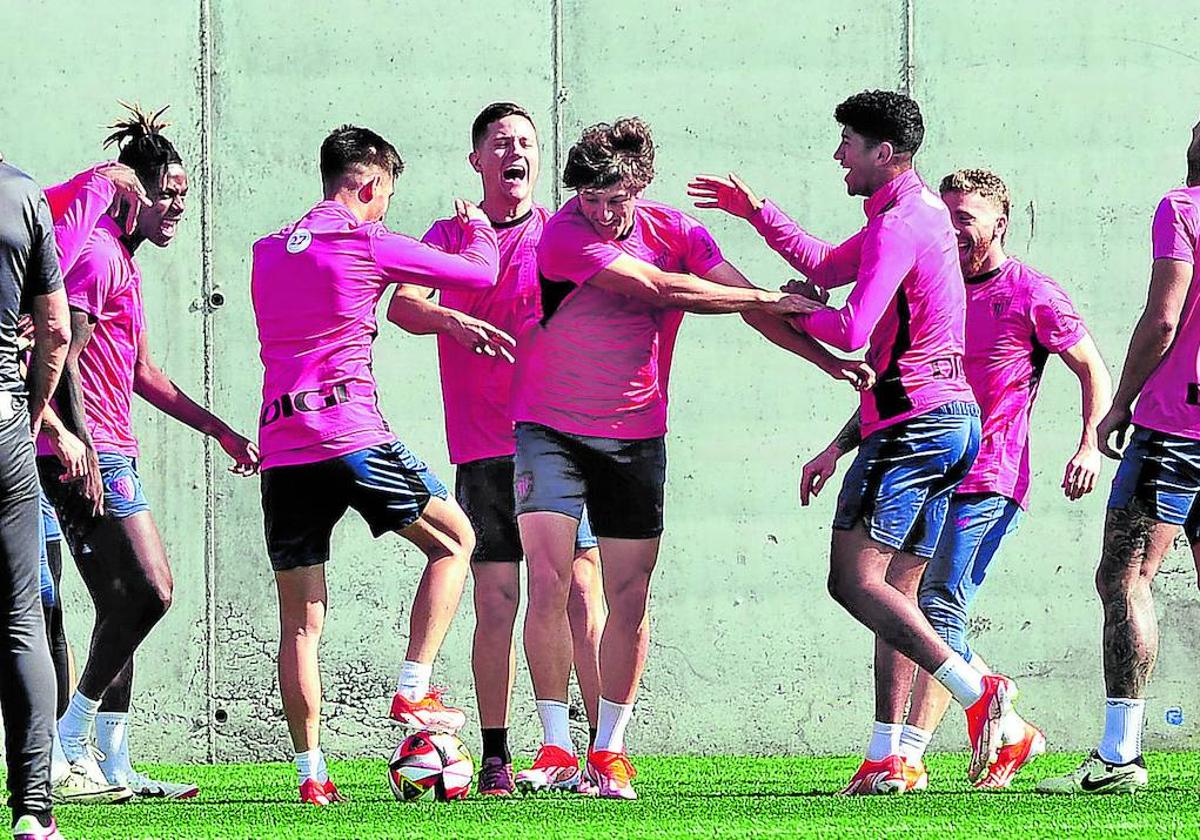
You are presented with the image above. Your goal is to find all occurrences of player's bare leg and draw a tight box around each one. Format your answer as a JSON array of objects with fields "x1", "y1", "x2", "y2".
[
  {"x1": 828, "y1": 524, "x2": 1016, "y2": 784},
  {"x1": 388, "y1": 496, "x2": 474, "y2": 734},
  {"x1": 517, "y1": 512, "x2": 585, "y2": 793}
]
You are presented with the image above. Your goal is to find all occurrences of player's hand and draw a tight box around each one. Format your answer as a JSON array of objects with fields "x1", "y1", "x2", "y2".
[
  {"x1": 780, "y1": 278, "x2": 830, "y2": 304},
  {"x1": 1097, "y1": 405, "x2": 1132, "y2": 460},
  {"x1": 687, "y1": 173, "x2": 764, "y2": 219},
  {"x1": 446, "y1": 312, "x2": 517, "y2": 363},
  {"x1": 766, "y1": 293, "x2": 829, "y2": 318},
  {"x1": 49, "y1": 427, "x2": 88, "y2": 482},
  {"x1": 50, "y1": 431, "x2": 104, "y2": 516},
  {"x1": 800, "y1": 447, "x2": 841, "y2": 506},
  {"x1": 454, "y1": 199, "x2": 489, "y2": 226},
  {"x1": 1062, "y1": 444, "x2": 1102, "y2": 501},
  {"x1": 830, "y1": 359, "x2": 875, "y2": 392},
  {"x1": 218, "y1": 430, "x2": 260, "y2": 476},
  {"x1": 96, "y1": 162, "x2": 151, "y2": 235}
]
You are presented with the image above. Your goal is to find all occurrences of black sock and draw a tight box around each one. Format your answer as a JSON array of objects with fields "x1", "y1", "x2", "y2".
[
  {"x1": 481, "y1": 727, "x2": 510, "y2": 763},
  {"x1": 589, "y1": 728, "x2": 597, "y2": 751}
]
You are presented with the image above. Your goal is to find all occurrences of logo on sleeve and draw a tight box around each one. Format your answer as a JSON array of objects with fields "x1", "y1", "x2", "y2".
[{"x1": 286, "y1": 228, "x2": 312, "y2": 254}]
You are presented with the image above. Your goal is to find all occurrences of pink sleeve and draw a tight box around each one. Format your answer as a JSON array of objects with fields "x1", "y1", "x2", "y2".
[
  {"x1": 797, "y1": 214, "x2": 916, "y2": 352},
  {"x1": 1030, "y1": 277, "x2": 1087, "y2": 353},
  {"x1": 676, "y1": 212, "x2": 725, "y2": 276},
  {"x1": 51, "y1": 169, "x2": 116, "y2": 275},
  {"x1": 537, "y1": 222, "x2": 622, "y2": 285},
  {"x1": 44, "y1": 168, "x2": 95, "y2": 221},
  {"x1": 369, "y1": 219, "x2": 499, "y2": 290},
  {"x1": 748, "y1": 200, "x2": 862, "y2": 288},
  {"x1": 64, "y1": 250, "x2": 114, "y2": 319},
  {"x1": 1152, "y1": 194, "x2": 1197, "y2": 264},
  {"x1": 420, "y1": 219, "x2": 455, "y2": 251}
]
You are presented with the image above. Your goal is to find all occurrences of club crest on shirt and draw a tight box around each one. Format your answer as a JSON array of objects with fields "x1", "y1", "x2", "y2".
[
  {"x1": 286, "y1": 228, "x2": 312, "y2": 254},
  {"x1": 991, "y1": 296, "x2": 1012, "y2": 319}
]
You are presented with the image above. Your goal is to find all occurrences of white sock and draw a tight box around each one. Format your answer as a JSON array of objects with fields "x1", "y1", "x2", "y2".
[
  {"x1": 593, "y1": 698, "x2": 634, "y2": 754},
  {"x1": 1098, "y1": 698, "x2": 1145, "y2": 764},
  {"x1": 50, "y1": 732, "x2": 70, "y2": 784},
  {"x1": 58, "y1": 690, "x2": 101, "y2": 746},
  {"x1": 295, "y1": 748, "x2": 328, "y2": 785},
  {"x1": 865, "y1": 721, "x2": 902, "y2": 761},
  {"x1": 396, "y1": 660, "x2": 432, "y2": 703},
  {"x1": 535, "y1": 699, "x2": 574, "y2": 752},
  {"x1": 932, "y1": 655, "x2": 985, "y2": 707},
  {"x1": 95, "y1": 712, "x2": 133, "y2": 778},
  {"x1": 897, "y1": 724, "x2": 932, "y2": 762}
]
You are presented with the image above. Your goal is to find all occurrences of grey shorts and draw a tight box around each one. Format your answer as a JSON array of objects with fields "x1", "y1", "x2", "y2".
[{"x1": 513, "y1": 422, "x2": 666, "y2": 540}]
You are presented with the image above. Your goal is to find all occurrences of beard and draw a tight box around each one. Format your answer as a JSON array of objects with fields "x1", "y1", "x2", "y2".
[{"x1": 963, "y1": 232, "x2": 996, "y2": 277}]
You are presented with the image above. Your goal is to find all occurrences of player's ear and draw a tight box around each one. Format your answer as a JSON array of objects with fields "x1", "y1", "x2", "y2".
[
  {"x1": 995, "y1": 213, "x2": 1009, "y2": 243},
  {"x1": 358, "y1": 175, "x2": 379, "y2": 205},
  {"x1": 468, "y1": 150, "x2": 482, "y2": 174},
  {"x1": 875, "y1": 141, "x2": 896, "y2": 167}
]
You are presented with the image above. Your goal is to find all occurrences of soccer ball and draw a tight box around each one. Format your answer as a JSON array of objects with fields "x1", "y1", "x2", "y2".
[{"x1": 387, "y1": 731, "x2": 474, "y2": 802}]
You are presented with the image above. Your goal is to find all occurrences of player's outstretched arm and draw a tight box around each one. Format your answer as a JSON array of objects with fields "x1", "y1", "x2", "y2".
[
  {"x1": 800, "y1": 410, "x2": 861, "y2": 506},
  {"x1": 688, "y1": 173, "x2": 859, "y2": 288},
  {"x1": 1097, "y1": 257, "x2": 1192, "y2": 459},
  {"x1": 373, "y1": 200, "x2": 500, "y2": 292},
  {"x1": 1058, "y1": 333, "x2": 1113, "y2": 500},
  {"x1": 704, "y1": 261, "x2": 873, "y2": 390},
  {"x1": 386, "y1": 284, "x2": 516, "y2": 362},
  {"x1": 794, "y1": 215, "x2": 916, "y2": 353},
  {"x1": 590, "y1": 254, "x2": 819, "y2": 317},
  {"x1": 132, "y1": 332, "x2": 259, "y2": 474}
]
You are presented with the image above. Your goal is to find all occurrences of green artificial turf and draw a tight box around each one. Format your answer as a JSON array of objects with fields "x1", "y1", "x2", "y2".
[{"x1": 33, "y1": 752, "x2": 1200, "y2": 839}]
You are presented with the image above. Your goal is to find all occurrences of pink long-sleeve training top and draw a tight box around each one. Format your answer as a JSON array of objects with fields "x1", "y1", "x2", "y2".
[
  {"x1": 251, "y1": 200, "x2": 499, "y2": 470},
  {"x1": 749, "y1": 168, "x2": 975, "y2": 440}
]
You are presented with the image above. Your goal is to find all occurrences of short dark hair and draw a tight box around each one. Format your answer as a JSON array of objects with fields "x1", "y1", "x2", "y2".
[
  {"x1": 562, "y1": 117, "x2": 655, "y2": 192},
  {"x1": 834, "y1": 90, "x2": 924, "y2": 156},
  {"x1": 471, "y1": 102, "x2": 536, "y2": 149},
  {"x1": 103, "y1": 101, "x2": 183, "y2": 190},
  {"x1": 319, "y1": 125, "x2": 404, "y2": 191}
]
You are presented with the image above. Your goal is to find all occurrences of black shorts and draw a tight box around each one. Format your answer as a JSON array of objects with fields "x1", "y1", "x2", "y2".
[
  {"x1": 456, "y1": 455, "x2": 598, "y2": 563},
  {"x1": 513, "y1": 422, "x2": 666, "y2": 540},
  {"x1": 262, "y1": 440, "x2": 448, "y2": 572}
]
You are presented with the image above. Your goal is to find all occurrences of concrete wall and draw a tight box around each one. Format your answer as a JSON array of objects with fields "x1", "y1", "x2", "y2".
[{"x1": 1, "y1": 0, "x2": 1198, "y2": 762}]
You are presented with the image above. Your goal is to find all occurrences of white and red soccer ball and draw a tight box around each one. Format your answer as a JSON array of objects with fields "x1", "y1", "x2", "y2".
[{"x1": 388, "y1": 731, "x2": 474, "y2": 802}]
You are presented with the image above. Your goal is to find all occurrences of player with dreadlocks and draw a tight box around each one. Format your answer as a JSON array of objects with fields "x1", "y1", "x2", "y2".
[{"x1": 37, "y1": 103, "x2": 259, "y2": 800}]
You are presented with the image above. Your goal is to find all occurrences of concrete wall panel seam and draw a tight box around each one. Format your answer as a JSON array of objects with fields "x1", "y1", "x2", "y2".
[
  {"x1": 198, "y1": 0, "x2": 218, "y2": 765},
  {"x1": 901, "y1": 0, "x2": 915, "y2": 95},
  {"x1": 551, "y1": 0, "x2": 565, "y2": 209}
]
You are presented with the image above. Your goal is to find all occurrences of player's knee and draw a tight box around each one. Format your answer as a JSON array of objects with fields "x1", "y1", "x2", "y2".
[
  {"x1": 146, "y1": 577, "x2": 174, "y2": 620},
  {"x1": 526, "y1": 559, "x2": 573, "y2": 608},
  {"x1": 826, "y1": 566, "x2": 851, "y2": 607},
  {"x1": 476, "y1": 581, "x2": 520, "y2": 622}
]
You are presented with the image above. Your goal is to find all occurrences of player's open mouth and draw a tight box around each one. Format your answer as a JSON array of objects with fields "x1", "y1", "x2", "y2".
[
  {"x1": 502, "y1": 163, "x2": 527, "y2": 184},
  {"x1": 161, "y1": 219, "x2": 179, "y2": 235}
]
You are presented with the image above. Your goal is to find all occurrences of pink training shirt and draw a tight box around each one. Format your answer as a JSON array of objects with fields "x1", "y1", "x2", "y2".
[
  {"x1": 750, "y1": 169, "x2": 975, "y2": 439},
  {"x1": 512, "y1": 197, "x2": 724, "y2": 439},
  {"x1": 955, "y1": 259, "x2": 1087, "y2": 507},
  {"x1": 50, "y1": 215, "x2": 145, "y2": 457},
  {"x1": 424, "y1": 205, "x2": 549, "y2": 465},
  {"x1": 251, "y1": 200, "x2": 500, "y2": 470},
  {"x1": 35, "y1": 167, "x2": 121, "y2": 458},
  {"x1": 1132, "y1": 186, "x2": 1200, "y2": 441}
]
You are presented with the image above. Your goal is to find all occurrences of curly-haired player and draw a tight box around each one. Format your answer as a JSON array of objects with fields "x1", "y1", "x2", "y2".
[{"x1": 513, "y1": 117, "x2": 855, "y2": 799}]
